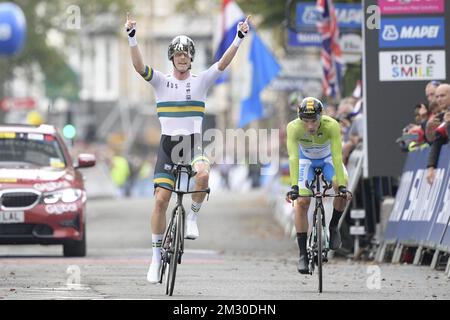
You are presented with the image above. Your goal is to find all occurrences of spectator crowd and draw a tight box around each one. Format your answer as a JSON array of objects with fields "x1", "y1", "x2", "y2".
[{"x1": 396, "y1": 81, "x2": 450, "y2": 185}]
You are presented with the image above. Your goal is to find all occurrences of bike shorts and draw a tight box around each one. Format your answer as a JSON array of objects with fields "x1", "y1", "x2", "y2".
[
  {"x1": 153, "y1": 133, "x2": 209, "y2": 189},
  {"x1": 298, "y1": 153, "x2": 348, "y2": 196}
]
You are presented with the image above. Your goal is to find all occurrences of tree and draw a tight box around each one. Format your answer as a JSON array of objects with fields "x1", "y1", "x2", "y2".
[{"x1": 0, "y1": 0, "x2": 128, "y2": 121}]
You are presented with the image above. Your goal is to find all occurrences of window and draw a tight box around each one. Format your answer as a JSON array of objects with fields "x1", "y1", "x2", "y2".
[{"x1": 0, "y1": 134, "x2": 66, "y2": 169}]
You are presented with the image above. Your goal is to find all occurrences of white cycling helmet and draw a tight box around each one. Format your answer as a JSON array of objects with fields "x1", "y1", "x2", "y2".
[{"x1": 168, "y1": 35, "x2": 195, "y2": 62}]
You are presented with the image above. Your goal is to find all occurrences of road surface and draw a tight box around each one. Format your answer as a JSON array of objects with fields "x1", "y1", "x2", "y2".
[{"x1": 0, "y1": 191, "x2": 449, "y2": 300}]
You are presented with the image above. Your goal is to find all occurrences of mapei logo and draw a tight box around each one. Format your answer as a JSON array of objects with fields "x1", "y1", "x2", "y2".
[
  {"x1": 302, "y1": 6, "x2": 361, "y2": 26},
  {"x1": 382, "y1": 25, "x2": 399, "y2": 41},
  {"x1": 297, "y1": 3, "x2": 362, "y2": 29},
  {"x1": 382, "y1": 24, "x2": 440, "y2": 41},
  {"x1": 379, "y1": 17, "x2": 445, "y2": 48},
  {"x1": 301, "y1": 6, "x2": 320, "y2": 25}
]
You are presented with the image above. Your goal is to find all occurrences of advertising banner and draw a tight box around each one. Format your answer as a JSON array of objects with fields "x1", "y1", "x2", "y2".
[
  {"x1": 428, "y1": 147, "x2": 450, "y2": 247},
  {"x1": 363, "y1": 0, "x2": 450, "y2": 177},
  {"x1": 379, "y1": 17, "x2": 445, "y2": 48},
  {"x1": 379, "y1": 50, "x2": 446, "y2": 81},
  {"x1": 296, "y1": 2, "x2": 363, "y2": 30},
  {"x1": 289, "y1": 2, "x2": 363, "y2": 47},
  {"x1": 384, "y1": 145, "x2": 450, "y2": 247},
  {"x1": 378, "y1": 0, "x2": 445, "y2": 15}
]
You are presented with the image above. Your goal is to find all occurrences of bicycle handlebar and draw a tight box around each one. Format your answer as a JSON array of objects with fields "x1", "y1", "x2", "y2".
[
  {"x1": 287, "y1": 188, "x2": 352, "y2": 201},
  {"x1": 297, "y1": 192, "x2": 347, "y2": 199},
  {"x1": 287, "y1": 167, "x2": 352, "y2": 201},
  {"x1": 155, "y1": 183, "x2": 211, "y2": 199}
]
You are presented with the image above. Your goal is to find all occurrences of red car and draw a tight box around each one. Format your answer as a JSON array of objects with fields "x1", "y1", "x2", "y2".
[{"x1": 0, "y1": 124, "x2": 95, "y2": 256}]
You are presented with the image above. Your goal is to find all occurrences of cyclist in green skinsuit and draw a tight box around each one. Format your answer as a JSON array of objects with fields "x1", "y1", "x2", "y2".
[{"x1": 285, "y1": 97, "x2": 352, "y2": 274}]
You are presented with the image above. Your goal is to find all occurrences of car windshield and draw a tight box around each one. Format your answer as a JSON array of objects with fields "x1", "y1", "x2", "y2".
[{"x1": 0, "y1": 132, "x2": 66, "y2": 169}]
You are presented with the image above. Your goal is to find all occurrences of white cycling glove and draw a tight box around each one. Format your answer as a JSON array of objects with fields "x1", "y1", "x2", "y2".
[
  {"x1": 125, "y1": 23, "x2": 137, "y2": 47},
  {"x1": 232, "y1": 19, "x2": 250, "y2": 47}
]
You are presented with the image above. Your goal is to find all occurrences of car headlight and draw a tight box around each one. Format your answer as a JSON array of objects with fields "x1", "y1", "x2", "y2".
[{"x1": 43, "y1": 189, "x2": 83, "y2": 204}]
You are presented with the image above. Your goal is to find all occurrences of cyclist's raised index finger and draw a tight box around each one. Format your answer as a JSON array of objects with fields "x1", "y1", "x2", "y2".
[
  {"x1": 127, "y1": 12, "x2": 131, "y2": 21},
  {"x1": 245, "y1": 15, "x2": 252, "y2": 23}
]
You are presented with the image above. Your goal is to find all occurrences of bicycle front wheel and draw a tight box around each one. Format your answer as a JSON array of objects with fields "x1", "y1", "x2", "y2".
[
  {"x1": 316, "y1": 205, "x2": 323, "y2": 293},
  {"x1": 178, "y1": 206, "x2": 185, "y2": 264},
  {"x1": 167, "y1": 207, "x2": 182, "y2": 296},
  {"x1": 160, "y1": 215, "x2": 174, "y2": 286}
]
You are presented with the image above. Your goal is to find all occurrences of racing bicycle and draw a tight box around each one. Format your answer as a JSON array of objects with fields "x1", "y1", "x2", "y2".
[
  {"x1": 155, "y1": 162, "x2": 210, "y2": 296},
  {"x1": 291, "y1": 167, "x2": 350, "y2": 293}
]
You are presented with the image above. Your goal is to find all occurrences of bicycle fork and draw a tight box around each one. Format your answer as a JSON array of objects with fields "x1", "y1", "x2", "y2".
[
  {"x1": 161, "y1": 221, "x2": 174, "y2": 264},
  {"x1": 161, "y1": 205, "x2": 184, "y2": 265}
]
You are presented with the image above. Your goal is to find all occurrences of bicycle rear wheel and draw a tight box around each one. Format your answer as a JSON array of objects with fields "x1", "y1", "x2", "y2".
[
  {"x1": 316, "y1": 205, "x2": 323, "y2": 293},
  {"x1": 167, "y1": 207, "x2": 182, "y2": 296}
]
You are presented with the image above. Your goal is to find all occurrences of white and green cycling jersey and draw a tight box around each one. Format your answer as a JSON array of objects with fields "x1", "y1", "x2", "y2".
[{"x1": 140, "y1": 62, "x2": 223, "y2": 136}]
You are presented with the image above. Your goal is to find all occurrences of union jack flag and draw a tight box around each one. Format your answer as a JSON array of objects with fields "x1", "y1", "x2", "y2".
[{"x1": 316, "y1": 0, "x2": 343, "y2": 99}]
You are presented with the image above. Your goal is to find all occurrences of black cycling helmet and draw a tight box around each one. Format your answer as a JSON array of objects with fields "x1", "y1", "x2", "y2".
[
  {"x1": 168, "y1": 35, "x2": 195, "y2": 62},
  {"x1": 298, "y1": 97, "x2": 323, "y2": 120}
]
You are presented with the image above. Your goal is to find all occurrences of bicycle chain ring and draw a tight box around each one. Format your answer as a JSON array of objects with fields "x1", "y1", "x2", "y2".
[{"x1": 161, "y1": 250, "x2": 170, "y2": 263}]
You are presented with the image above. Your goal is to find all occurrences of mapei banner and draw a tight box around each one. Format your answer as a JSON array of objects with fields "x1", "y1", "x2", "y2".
[
  {"x1": 384, "y1": 145, "x2": 450, "y2": 248},
  {"x1": 296, "y1": 2, "x2": 362, "y2": 30},
  {"x1": 379, "y1": 17, "x2": 445, "y2": 48},
  {"x1": 290, "y1": 2, "x2": 363, "y2": 47}
]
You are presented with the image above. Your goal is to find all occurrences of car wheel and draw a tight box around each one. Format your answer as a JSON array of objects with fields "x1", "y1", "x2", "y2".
[{"x1": 63, "y1": 224, "x2": 86, "y2": 257}]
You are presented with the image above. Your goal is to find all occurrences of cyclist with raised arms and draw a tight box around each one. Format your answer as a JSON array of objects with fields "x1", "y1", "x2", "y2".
[
  {"x1": 125, "y1": 12, "x2": 251, "y2": 283},
  {"x1": 286, "y1": 97, "x2": 352, "y2": 274}
]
